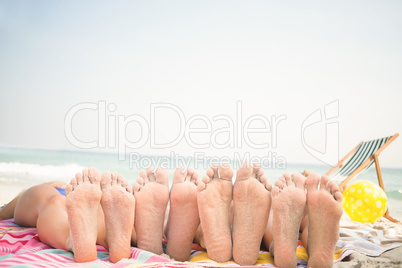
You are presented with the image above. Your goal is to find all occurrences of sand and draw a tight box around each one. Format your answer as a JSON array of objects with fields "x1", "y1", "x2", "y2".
[
  {"x1": 1, "y1": 181, "x2": 402, "y2": 267},
  {"x1": 334, "y1": 246, "x2": 402, "y2": 267},
  {"x1": 0, "y1": 180, "x2": 37, "y2": 206},
  {"x1": 0, "y1": 182, "x2": 36, "y2": 206}
]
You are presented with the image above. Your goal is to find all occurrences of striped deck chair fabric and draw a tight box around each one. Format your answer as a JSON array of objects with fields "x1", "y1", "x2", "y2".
[{"x1": 329, "y1": 136, "x2": 391, "y2": 183}]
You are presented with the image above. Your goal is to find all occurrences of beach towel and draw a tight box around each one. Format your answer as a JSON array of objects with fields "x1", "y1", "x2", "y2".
[
  {"x1": 337, "y1": 216, "x2": 402, "y2": 257},
  {"x1": 187, "y1": 241, "x2": 352, "y2": 267},
  {"x1": 0, "y1": 217, "x2": 391, "y2": 267}
]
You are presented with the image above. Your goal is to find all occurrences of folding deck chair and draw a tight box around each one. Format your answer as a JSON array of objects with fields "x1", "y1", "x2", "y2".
[{"x1": 304, "y1": 133, "x2": 399, "y2": 222}]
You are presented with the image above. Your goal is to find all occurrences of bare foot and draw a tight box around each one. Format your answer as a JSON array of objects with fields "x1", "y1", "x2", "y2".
[
  {"x1": 271, "y1": 173, "x2": 306, "y2": 268},
  {"x1": 100, "y1": 172, "x2": 135, "y2": 263},
  {"x1": 165, "y1": 167, "x2": 200, "y2": 261},
  {"x1": 197, "y1": 163, "x2": 233, "y2": 262},
  {"x1": 306, "y1": 174, "x2": 342, "y2": 268},
  {"x1": 133, "y1": 167, "x2": 169, "y2": 255},
  {"x1": 66, "y1": 168, "x2": 102, "y2": 262},
  {"x1": 232, "y1": 163, "x2": 271, "y2": 265}
]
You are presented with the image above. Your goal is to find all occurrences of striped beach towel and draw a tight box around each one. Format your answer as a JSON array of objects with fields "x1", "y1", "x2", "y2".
[{"x1": 0, "y1": 219, "x2": 353, "y2": 267}]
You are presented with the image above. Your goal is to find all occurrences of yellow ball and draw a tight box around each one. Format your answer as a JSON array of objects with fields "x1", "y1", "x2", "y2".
[{"x1": 342, "y1": 180, "x2": 388, "y2": 223}]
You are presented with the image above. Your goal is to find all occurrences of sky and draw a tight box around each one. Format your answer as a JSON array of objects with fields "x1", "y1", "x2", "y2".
[{"x1": 0, "y1": 1, "x2": 401, "y2": 168}]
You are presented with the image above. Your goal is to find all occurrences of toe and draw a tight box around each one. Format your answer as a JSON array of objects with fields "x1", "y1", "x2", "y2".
[
  {"x1": 272, "y1": 185, "x2": 280, "y2": 197},
  {"x1": 75, "y1": 172, "x2": 83, "y2": 185},
  {"x1": 211, "y1": 164, "x2": 219, "y2": 179},
  {"x1": 328, "y1": 181, "x2": 342, "y2": 200},
  {"x1": 133, "y1": 183, "x2": 141, "y2": 192},
  {"x1": 147, "y1": 167, "x2": 156, "y2": 182},
  {"x1": 207, "y1": 167, "x2": 216, "y2": 177},
  {"x1": 257, "y1": 168, "x2": 265, "y2": 181},
  {"x1": 320, "y1": 175, "x2": 330, "y2": 191},
  {"x1": 66, "y1": 184, "x2": 73, "y2": 195},
  {"x1": 121, "y1": 179, "x2": 128, "y2": 188},
  {"x1": 137, "y1": 176, "x2": 145, "y2": 187},
  {"x1": 173, "y1": 167, "x2": 186, "y2": 184},
  {"x1": 334, "y1": 191, "x2": 343, "y2": 202},
  {"x1": 275, "y1": 178, "x2": 284, "y2": 189},
  {"x1": 155, "y1": 167, "x2": 169, "y2": 186},
  {"x1": 236, "y1": 162, "x2": 252, "y2": 181},
  {"x1": 328, "y1": 181, "x2": 338, "y2": 194},
  {"x1": 111, "y1": 172, "x2": 118, "y2": 185},
  {"x1": 260, "y1": 174, "x2": 268, "y2": 185},
  {"x1": 197, "y1": 180, "x2": 206, "y2": 192},
  {"x1": 67, "y1": 177, "x2": 77, "y2": 194},
  {"x1": 101, "y1": 171, "x2": 112, "y2": 189},
  {"x1": 265, "y1": 181, "x2": 272, "y2": 191},
  {"x1": 139, "y1": 170, "x2": 147, "y2": 182},
  {"x1": 220, "y1": 163, "x2": 233, "y2": 181},
  {"x1": 125, "y1": 182, "x2": 132, "y2": 193},
  {"x1": 252, "y1": 163, "x2": 261, "y2": 178},
  {"x1": 283, "y1": 173, "x2": 292, "y2": 186},
  {"x1": 88, "y1": 168, "x2": 100, "y2": 184},
  {"x1": 201, "y1": 175, "x2": 211, "y2": 184},
  {"x1": 117, "y1": 174, "x2": 124, "y2": 185},
  {"x1": 70, "y1": 176, "x2": 78, "y2": 189},
  {"x1": 190, "y1": 171, "x2": 199, "y2": 184},
  {"x1": 82, "y1": 169, "x2": 89, "y2": 183},
  {"x1": 293, "y1": 173, "x2": 306, "y2": 189},
  {"x1": 186, "y1": 168, "x2": 195, "y2": 182},
  {"x1": 306, "y1": 173, "x2": 320, "y2": 192},
  {"x1": 278, "y1": 176, "x2": 286, "y2": 186}
]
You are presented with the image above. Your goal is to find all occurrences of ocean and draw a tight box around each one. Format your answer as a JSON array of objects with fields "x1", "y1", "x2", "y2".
[{"x1": 1, "y1": 146, "x2": 402, "y2": 220}]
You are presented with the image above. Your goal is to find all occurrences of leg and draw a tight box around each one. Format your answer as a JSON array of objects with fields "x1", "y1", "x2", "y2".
[
  {"x1": 197, "y1": 163, "x2": 233, "y2": 262},
  {"x1": 133, "y1": 167, "x2": 169, "y2": 255},
  {"x1": 100, "y1": 171, "x2": 135, "y2": 263},
  {"x1": 232, "y1": 163, "x2": 271, "y2": 265},
  {"x1": 65, "y1": 168, "x2": 102, "y2": 262},
  {"x1": 300, "y1": 214, "x2": 309, "y2": 250},
  {"x1": 269, "y1": 173, "x2": 307, "y2": 268},
  {"x1": 14, "y1": 182, "x2": 67, "y2": 227},
  {"x1": 13, "y1": 182, "x2": 71, "y2": 251},
  {"x1": 36, "y1": 194, "x2": 72, "y2": 250},
  {"x1": 306, "y1": 174, "x2": 342, "y2": 267},
  {"x1": 0, "y1": 190, "x2": 25, "y2": 221},
  {"x1": 165, "y1": 167, "x2": 200, "y2": 261}
]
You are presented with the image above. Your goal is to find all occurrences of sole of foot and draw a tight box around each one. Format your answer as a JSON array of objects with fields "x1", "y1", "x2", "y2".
[
  {"x1": 100, "y1": 171, "x2": 135, "y2": 263},
  {"x1": 232, "y1": 163, "x2": 271, "y2": 265},
  {"x1": 165, "y1": 167, "x2": 200, "y2": 261},
  {"x1": 66, "y1": 168, "x2": 102, "y2": 262},
  {"x1": 133, "y1": 167, "x2": 169, "y2": 255},
  {"x1": 306, "y1": 173, "x2": 343, "y2": 268},
  {"x1": 197, "y1": 163, "x2": 233, "y2": 263},
  {"x1": 271, "y1": 173, "x2": 306, "y2": 268}
]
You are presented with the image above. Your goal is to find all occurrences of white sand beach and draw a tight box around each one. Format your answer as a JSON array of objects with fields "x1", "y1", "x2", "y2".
[{"x1": 0, "y1": 180, "x2": 39, "y2": 207}]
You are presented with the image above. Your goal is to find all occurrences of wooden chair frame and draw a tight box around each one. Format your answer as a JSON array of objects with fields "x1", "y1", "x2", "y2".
[{"x1": 304, "y1": 133, "x2": 399, "y2": 222}]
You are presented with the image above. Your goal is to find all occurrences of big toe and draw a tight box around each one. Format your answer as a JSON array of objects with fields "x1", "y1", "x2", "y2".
[
  {"x1": 101, "y1": 171, "x2": 112, "y2": 189},
  {"x1": 219, "y1": 163, "x2": 234, "y2": 181},
  {"x1": 320, "y1": 175, "x2": 330, "y2": 191},
  {"x1": 88, "y1": 168, "x2": 101, "y2": 184},
  {"x1": 155, "y1": 167, "x2": 169, "y2": 186},
  {"x1": 306, "y1": 173, "x2": 320, "y2": 192},
  {"x1": 236, "y1": 163, "x2": 252, "y2": 181},
  {"x1": 173, "y1": 167, "x2": 186, "y2": 184},
  {"x1": 293, "y1": 173, "x2": 306, "y2": 189}
]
